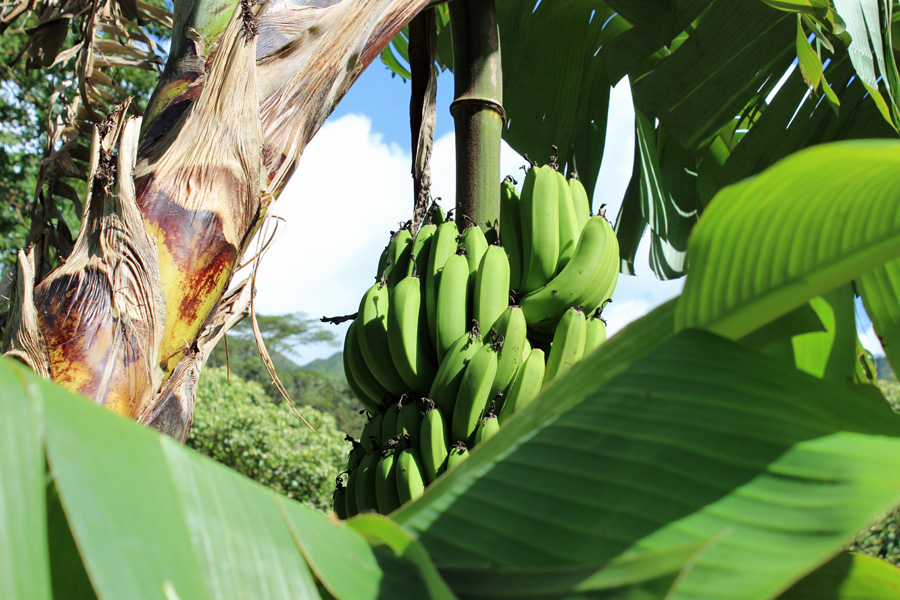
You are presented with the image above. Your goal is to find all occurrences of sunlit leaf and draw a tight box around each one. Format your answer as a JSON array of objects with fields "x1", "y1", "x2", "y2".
[
  {"x1": 0, "y1": 365, "x2": 51, "y2": 600},
  {"x1": 780, "y1": 553, "x2": 900, "y2": 598},
  {"x1": 791, "y1": 284, "x2": 858, "y2": 383},
  {"x1": 396, "y1": 319, "x2": 900, "y2": 599},
  {"x1": 6, "y1": 356, "x2": 451, "y2": 600},
  {"x1": 631, "y1": 1, "x2": 795, "y2": 152},
  {"x1": 676, "y1": 141, "x2": 900, "y2": 339}
]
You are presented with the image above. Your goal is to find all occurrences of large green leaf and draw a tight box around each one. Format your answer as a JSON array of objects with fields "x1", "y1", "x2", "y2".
[
  {"x1": 495, "y1": 1, "x2": 622, "y2": 199},
  {"x1": 436, "y1": 542, "x2": 706, "y2": 600},
  {"x1": 717, "y1": 51, "x2": 894, "y2": 191},
  {"x1": 631, "y1": 1, "x2": 795, "y2": 153},
  {"x1": 676, "y1": 140, "x2": 900, "y2": 339},
  {"x1": 780, "y1": 553, "x2": 900, "y2": 598},
  {"x1": 600, "y1": 0, "x2": 710, "y2": 82},
  {"x1": 0, "y1": 364, "x2": 51, "y2": 600},
  {"x1": 631, "y1": 111, "x2": 701, "y2": 279},
  {"x1": 791, "y1": 284, "x2": 858, "y2": 383},
  {"x1": 45, "y1": 483, "x2": 97, "y2": 600},
  {"x1": 396, "y1": 319, "x2": 900, "y2": 599},
  {"x1": 278, "y1": 505, "x2": 457, "y2": 600},
  {"x1": 858, "y1": 257, "x2": 900, "y2": 377},
  {"x1": 0, "y1": 356, "x2": 451, "y2": 600},
  {"x1": 832, "y1": 0, "x2": 899, "y2": 125}
]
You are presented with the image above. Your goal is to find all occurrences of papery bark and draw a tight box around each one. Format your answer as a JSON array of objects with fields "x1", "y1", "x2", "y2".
[{"x1": 5, "y1": 0, "x2": 430, "y2": 441}]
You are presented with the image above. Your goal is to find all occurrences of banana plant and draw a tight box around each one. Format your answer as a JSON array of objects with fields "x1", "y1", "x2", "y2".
[
  {"x1": 6, "y1": 139, "x2": 900, "y2": 598},
  {"x1": 6, "y1": 2, "x2": 900, "y2": 599}
]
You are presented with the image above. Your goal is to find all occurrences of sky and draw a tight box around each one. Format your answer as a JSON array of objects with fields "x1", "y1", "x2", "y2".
[{"x1": 241, "y1": 60, "x2": 880, "y2": 364}]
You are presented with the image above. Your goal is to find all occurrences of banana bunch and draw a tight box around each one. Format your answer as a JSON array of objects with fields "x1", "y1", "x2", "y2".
[
  {"x1": 505, "y1": 165, "x2": 620, "y2": 337},
  {"x1": 337, "y1": 161, "x2": 619, "y2": 517}
]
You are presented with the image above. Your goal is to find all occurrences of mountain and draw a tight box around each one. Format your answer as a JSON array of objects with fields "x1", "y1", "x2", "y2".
[{"x1": 302, "y1": 352, "x2": 346, "y2": 382}]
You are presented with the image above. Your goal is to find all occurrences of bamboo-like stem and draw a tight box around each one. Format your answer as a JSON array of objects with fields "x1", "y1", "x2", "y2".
[{"x1": 448, "y1": 0, "x2": 503, "y2": 236}]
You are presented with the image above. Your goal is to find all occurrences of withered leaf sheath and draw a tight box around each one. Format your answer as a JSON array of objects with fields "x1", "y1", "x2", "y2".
[{"x1": 3, "y1": 0, "x2": 430, "y2": 441}]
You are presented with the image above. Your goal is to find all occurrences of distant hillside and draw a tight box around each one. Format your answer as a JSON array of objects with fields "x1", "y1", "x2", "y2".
[
  {"x1": 302, "y1": 352, "x2": 346, "y2": 382},
  {"x1": 877, "y1": 356, "x2": 894, "y2": 381}
]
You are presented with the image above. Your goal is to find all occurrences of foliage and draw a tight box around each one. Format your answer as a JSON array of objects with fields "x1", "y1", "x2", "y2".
[
  {"x1": 8, "y1": 0, "x2": 900, "y2": 599},
  {"x1": 850, "y1": 377, "x2": 900, "y2": 567},
  {"x1": 0, "y1": 1, "x2": 169, "y2": 274},
  {"x1": 204, "y1": 313, "x2": 362, "y2": 434},
  {"x1": 383, "y1": 1, "x2": 900, "y2": 279},
  {"x1": 186, "y1": 367, "x2": 347, "y2": 513},
  {"x1": 303, "y1": 352, "x2": 347, "y2": 382}
]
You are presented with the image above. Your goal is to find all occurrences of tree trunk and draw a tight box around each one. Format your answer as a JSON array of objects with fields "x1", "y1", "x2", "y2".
[{"x1": 3, "y1": 0, "x2": 430, "y2": 441}]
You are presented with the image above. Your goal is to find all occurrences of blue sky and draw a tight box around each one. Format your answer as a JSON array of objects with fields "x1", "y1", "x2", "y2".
[{"x1": 330, "y1": 64, "x2": 457, "y2": 146}]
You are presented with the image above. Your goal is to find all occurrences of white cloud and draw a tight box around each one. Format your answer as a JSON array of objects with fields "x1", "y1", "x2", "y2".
[{"x1": 243, "y1": 114, "x2": 413, "y2": 361}]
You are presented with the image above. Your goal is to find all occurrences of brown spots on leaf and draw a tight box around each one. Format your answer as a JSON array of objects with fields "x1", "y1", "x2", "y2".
[
  {"x1": 34, "y1": 270, "x2": 156, "y2": 418},
  {"x1": 136, "y1": 169, "x2": 244, "y2": 374}
]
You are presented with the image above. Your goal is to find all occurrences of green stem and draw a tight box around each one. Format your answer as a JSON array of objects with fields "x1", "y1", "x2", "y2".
[{"x1": 449, "y1": 0, "x2": 503, "y2": 236}]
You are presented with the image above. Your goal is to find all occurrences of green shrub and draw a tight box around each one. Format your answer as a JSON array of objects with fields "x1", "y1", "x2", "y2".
[
  {"x1": 187, "y1": 367, "x2": 347, "y2": 513},
  {"x1": 850, "y1": 376, "x2": 900, "y2": 565},
  {"x1": 207, "y1": 338, "x2": 362, "y2": 434}
]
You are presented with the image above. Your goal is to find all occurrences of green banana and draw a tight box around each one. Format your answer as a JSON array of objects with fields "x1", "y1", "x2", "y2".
[
  {"x1": 354, "y1": 452, "x2": 380, "y2": 513},
  {"x1": 474, "y1": 413, "x2": 500, "y2": 445},
  {"x1": 460, "y1": 224, "x2": 488, "y2": 285},
  {"x1": 360, "y1": 411, "x2": 383, "y2": 453},
  {"x1": 388, "y1": 275, "x2": 436, "y2": 394},
  {"x1": 451, "y1": 342, "x2": 499, "y2": 443},
  {"x1": 343, "y1": 319, "x2": 388, "y2": 413},
  {"x1": 425, "y1": 221, "x2": 460, "y2": 348},
  {"x1": 419, "y1": 400, "x2": 449, "y2": 483},
  {"x1": 409, "y1": 224, "x2": 439, "y2": 365},
  {"x1": 381, "y1": 399, "x2": 402, "y2": 442},
  {"x1": 519, "y1": 215, "x2": 617, "y2": 331},
  {"x1": 344, "y1": 466, "x2": 360, "y2": 517},
  {"x1": 519, "y1": 165, "x2": 559, "y2": 293},
  {"x1": 426, "y1": 202, "x2": 446, "y2": 225},
  {"x1": 584, "y1": 311, "x2": 608, "y2": 355},
  {"x1": 407, "y1": 223, "x2": 436, "y2": 278},
  {"x1": 581, "y1": 250, "x2": 619, "y2": 317},
  {"x1": 429, "y1": 329, "x2": 482, "y2": 413},
  {"x1": 499, "y1": 177, "x2": 524, "y2": 290},
  {"x1": 375, "y1": 239, "x2": 390, "y2": 282},
  {"x1": 447, "y1": 441, "x2": 469, "y2": 470},
  {"x1": 569, "y1": 175, "x2": 591, "y2": 233},
  {"x1": 396, "y1": 396, "x2": 427, "y2": 449},
  {"x1": 489, "y1": 305, "x2": 528, "y2": 400},
  {"x1": 544, "y1": 306, "x2": 587, "y2": 385},
  {"x1": 346, "y1": 438, "x2": 366, "y2": 471},
  {"x1": 333, "y1": 481, "x2": 348, "y2": 519},
  {"x1": 435, "y1": 252, "x2": 470, "y2": 363},
  {"x1": 497, "y1": 348, "x2": 546, "y2": 425},
  {"x1": 357, "y1": 282, "x2": 407, "y2": 397},
  {"x1": 374, "y1": 448, "x2": 402, "y2": 514},
  {"x1": 386, "y1": 228, "x2": 413, "y2": 288},
  {"x1": 395, "y1": 447, "x2": 427, "y2": 505},
  {"x1": 473, "y1": 245, "x2": 511, "y2": 335},
  {"x1": 555, "y1": 169, "x2": 579, "y2": 272}
]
